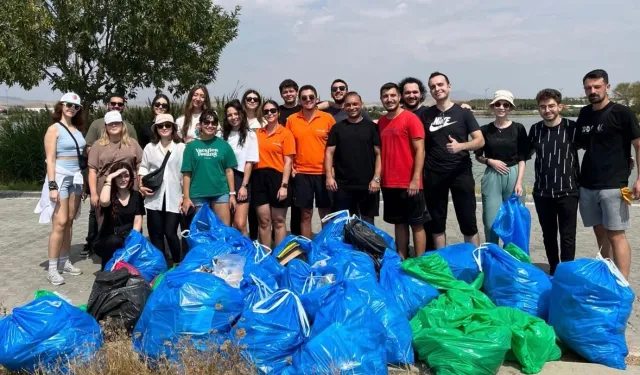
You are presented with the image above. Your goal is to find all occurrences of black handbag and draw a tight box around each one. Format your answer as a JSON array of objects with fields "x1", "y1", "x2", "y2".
[
  {"x1": 58, "y1": 122, "x2": 88, "y2": 170},
  {"x1": 141, "y1": 151, "x2": 171, "y2": 192}
]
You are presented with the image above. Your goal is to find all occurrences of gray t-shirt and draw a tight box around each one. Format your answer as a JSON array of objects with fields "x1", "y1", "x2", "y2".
[{"x1": 323, "y1": 105, "x2": 372, "y2": 123}]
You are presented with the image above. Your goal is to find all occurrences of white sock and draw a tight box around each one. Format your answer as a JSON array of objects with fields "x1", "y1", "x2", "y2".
[
  {"x1": 58, "y1": 255, "x2": 69, "y2": 270},
  {"x1": 49, "y1": 258, "x2": 59, "y2": 272}
]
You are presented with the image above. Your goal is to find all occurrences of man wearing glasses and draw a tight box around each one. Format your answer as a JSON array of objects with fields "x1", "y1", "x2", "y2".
[
  {"x1": 82, "y1": 94, "x2": 138, "y2": 257},
  {"x1": 319, "y1": 79, "x2": 372, "y2": 122},
  {"x1": 286, "y1": 85, "x2": 336, "y2": 239}
]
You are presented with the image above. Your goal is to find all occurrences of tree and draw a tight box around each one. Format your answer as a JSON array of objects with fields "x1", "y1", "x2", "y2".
[
  {"x1": 612, "y1": 82, "x2": 636, "y2": 107},
  {"x1": 0, "y1": 0, "x2": 240, "y2": 120}
]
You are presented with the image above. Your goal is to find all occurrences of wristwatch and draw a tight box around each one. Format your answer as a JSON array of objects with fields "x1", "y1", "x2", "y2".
[
  {"x1": 281, "y1": 183, "x2": 289, "y2": 188},
  {"x1": 242, "y1": 183, "x2": 249, "y2": 188},
  {"x1": 373, "y1": 177, "x2": 381, "y2": 183}
]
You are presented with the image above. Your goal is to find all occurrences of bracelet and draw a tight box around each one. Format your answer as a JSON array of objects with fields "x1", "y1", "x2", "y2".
[
  {"x1": 104, "y1": 183, "x2": 111, "y2": 187},
  {"x1": 48, "y1": 181, "x2": 58, "y2": 191},
  {"x1": 229, "y1": 191, "x2": 237, "y2": 196}
]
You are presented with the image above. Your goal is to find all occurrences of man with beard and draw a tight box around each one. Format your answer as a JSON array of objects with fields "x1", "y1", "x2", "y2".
[
  {"x1": 319, "y1": 79, "x2": 372, "y2": 122},
  {"x1": 400, "y1": 76, "x2": 472, "y2": 117},
  {"x1": 325, "y1": 92, "x2": 381, "y2": 223},
  {"x1": 420, "y1": 72, "x2": 484, "y2": 249},
  {"x1": 378, "y1": 82, "x2": 429, "y2": 258},
  {"x1": 577, "y1": 69, "x2": 640, "y2": 279}
]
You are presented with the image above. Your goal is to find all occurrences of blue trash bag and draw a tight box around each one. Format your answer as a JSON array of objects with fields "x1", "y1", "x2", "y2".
[
  {"x1": 314, "y1": 248, "x2": 377, "y2": 283},
  {"x1": 549, "y1": 256, "x2": 635, "y2": 370},
  {"x1": 492, "y1": 193, "x2": 532, "y2": 254},
  {"x1": 183, "y1": 204, "x2": 243, "y2": 248},
  {"x1": 432, "y1": 243, "x2": 480, "y2": 284},
  {"x1": 179, "y1": 240, "x2": 238, "y2": 271},
  {"x1": 243, "y1": 241, "x2": 285, "y2": 286},
  {"x1": 299, "y1": 272, "x2": 339, "y2": 323},
  {"x1": 240, "y1": 273, "x2": 277, "y2": 309},
  {"x1": 234, "y1": 290, "x2": 310, "y2": 374},
  {"x1": 282, "y1": 258, "x2": 313, "y2": 294},
  {"x1": 481, "y1": 243, "x2": 552, "y2": 319},
  {"x1": 133, "y1": 269, "x2": 245, "y2": 363},
  {"x1": 0, "y1": 295, "x2": 103, "y2": 373},
  {"x1": 104, "y1": 230, "x2": 168, "y2": 282},
  {"x1": 312, "y1": 210, "x2": 351, "y2": 246},
  {"x1": 352, "y1": 278, "x2": 414, "y2": 364},
  {"x1": 291, "y1": 281, "x2": 387, "y2": 375},
  {"x1": 380, "y1": 249, "x2": 439, "y2": 320}
]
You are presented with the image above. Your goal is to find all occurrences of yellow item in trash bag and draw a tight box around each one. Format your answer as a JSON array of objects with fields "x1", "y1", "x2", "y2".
[
  {"x1": 621, "y1": 187, "x2": 632, "y2": 205},
  {"x1": 276, "y1": 242, "x2": 305, "y2": 265}
]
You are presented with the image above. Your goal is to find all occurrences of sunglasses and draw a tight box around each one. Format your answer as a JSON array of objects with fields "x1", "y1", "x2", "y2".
[
  {"x1": 156, "y1": 123, "x2": 174, "y2": 129},
  {"x1": 301, "y1": 95, "x2": 316, "y2": 102},
  {"x1": 245, "y1": 97, "x2": 260, "y2": 103},
  {"x1": 106, "y1": 122, "x2": 122, "y2": 127},
  {"x1": 493, "y1": 102, "x2": 511, "y2": 109},
  {"x1": 154, "y1": 102, "x2": 169, "y2": 109},
  {"x1": 110, "y1": 101, "x2": 124, "y2": 108},
  {"x1": 263, "y1": 108, "x2": 278, "y2": 114},
  {"x1": 201, "y1": 120, "x2": 217, "y2": 127},
  {"x1": 63, "y1": 102, "x2": 81, "y2": 111},
  {"x1": 331, "y1": 86, "x2": 346, "y2": 92}
]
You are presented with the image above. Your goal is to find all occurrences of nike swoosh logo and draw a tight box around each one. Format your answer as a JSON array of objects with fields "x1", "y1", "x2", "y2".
[{"x1": 429, "y1": 120, "x2": 457, "y2": 132}]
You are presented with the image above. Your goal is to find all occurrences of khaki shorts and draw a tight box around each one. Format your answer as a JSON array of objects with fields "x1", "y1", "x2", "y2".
[{"x1": 579, "y1": 187, "x2": 630, "y2": 231}]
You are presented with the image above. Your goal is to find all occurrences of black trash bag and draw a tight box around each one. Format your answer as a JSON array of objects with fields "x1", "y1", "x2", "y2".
[
  {"x1": 87, "y1": 269, "x2": 152, "y2": 333},
  {"x1": 343, "y1": 219, "x2": 390, "y2": 273}
]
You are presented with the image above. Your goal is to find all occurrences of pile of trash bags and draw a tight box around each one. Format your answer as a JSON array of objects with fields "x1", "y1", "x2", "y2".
[{"x1": 1, "y1": 203, "x2": 636, "y2": 374}]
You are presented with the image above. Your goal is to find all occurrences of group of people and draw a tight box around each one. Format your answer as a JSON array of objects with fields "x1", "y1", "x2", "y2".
[{"x1": 36, "y1": 68, "x2": 639, "y2": 286}]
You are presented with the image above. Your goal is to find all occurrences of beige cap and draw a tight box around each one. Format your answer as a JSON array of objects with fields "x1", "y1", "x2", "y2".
[
  {"x1": 490, "y1": 90, "x2": 515, "y2": 107},
  {"x1": 154, "y1": 113, "x2": 175, "y2": 125}
]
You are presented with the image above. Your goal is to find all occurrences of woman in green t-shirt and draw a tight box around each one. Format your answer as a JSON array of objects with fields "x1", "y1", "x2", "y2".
[{"x1": 181, "y1": 109, "x2": 238, "y2": 225}]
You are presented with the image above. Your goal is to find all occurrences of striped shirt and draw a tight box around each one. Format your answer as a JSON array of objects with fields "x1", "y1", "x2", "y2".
[{"x1": 528, "y1": 118, "x2": 580, "y2": 198}]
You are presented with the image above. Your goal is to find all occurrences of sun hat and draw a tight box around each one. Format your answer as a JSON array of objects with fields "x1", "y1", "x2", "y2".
[
  {"x1": 489, "y1": 90, "x2": 515, "y2": 107},
  {"x1": 59, "y1": 92, "x2": 82, "y2": 106},
  {"x1": 104, "y1": 110, "x2": 123, "y2": 124},
  {"x1": 154, "y1": 114, "x2": 175, "y2": 126}
]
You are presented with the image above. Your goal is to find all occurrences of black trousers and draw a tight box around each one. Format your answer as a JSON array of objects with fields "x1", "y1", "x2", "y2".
[
  {"x1": 94, "y1": 234, "x2": 126, "y2": 271},
  {"x1": 86, "y1": 204, "x2": 98, "y2": 246},
  {"x1": 533, "y1": 194, "x2": 579, "y2": 275},
  {"x1": 147, "y1": 206, "x2": 182, "y2": 264}
]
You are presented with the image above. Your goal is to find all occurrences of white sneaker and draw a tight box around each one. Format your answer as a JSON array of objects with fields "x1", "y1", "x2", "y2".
[
  {"x1": 60, "y1": 260, "x2": 83, "y2": 276},
  {"x1": 47, "y1": 269, "x2": 65, "y2": 285}
]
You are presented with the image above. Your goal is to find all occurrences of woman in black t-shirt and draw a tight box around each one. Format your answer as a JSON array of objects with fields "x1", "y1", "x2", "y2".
[
  {"x1": 474, "y1": 90, "x2": 529, "y2": 245},
  {"x1": 94, "y1": 162, "x2": 145, "y2": 270}
]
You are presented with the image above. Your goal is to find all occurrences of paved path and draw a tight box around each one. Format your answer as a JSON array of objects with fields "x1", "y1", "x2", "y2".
[{"x1": 0, "y1": 198, "x2": 638, "y2": 374}]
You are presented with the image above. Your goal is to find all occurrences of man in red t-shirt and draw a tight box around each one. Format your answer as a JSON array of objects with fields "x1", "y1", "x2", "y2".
[{"x1": 378, "y1": 82, "x2": 430, "y2": 258}]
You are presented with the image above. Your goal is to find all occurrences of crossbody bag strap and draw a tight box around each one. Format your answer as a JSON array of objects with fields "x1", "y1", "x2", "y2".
[
  {"x1": 58, "y1": 121, "x2": 82, "y2": 160},
  {"x1": 159, "y1": 150, "x2": 172, "y2": 169}
]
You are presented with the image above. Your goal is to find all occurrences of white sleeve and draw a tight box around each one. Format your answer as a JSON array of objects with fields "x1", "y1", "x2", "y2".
[
  {"x1": 139, "y1": 145, "x2": 151, "y2": 176},
  {"x1": 247, "y1": 131, "x2": 260, "y2": 163}
]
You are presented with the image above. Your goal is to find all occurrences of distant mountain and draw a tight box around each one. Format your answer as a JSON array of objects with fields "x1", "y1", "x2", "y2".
[{"x1": 1, "y1": 96, "x2": 50, "y2": 105}]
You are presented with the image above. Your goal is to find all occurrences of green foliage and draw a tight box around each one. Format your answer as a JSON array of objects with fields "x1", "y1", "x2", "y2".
[
  {"x1": 613, "y1": 81, "x2": 640, "y2": 114},
  {"x1": 0, "y1": 0, "x2": 240, "y2": 115}
]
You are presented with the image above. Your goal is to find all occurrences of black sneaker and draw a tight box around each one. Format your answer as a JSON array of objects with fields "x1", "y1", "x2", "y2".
[{"x1": 80, "y1": 243, "x2": 92, "y2": 258}]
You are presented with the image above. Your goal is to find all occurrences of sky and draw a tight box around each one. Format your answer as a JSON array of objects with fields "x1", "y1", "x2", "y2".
[{"x1": 2, "y1": 0, "x2": 639, "y2": 104}]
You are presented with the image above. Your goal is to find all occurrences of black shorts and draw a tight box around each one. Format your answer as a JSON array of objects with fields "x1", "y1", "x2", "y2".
[
  {"x1": 381, "y1": 188, "x2": 430, "y2": 225},
  {"x1": 332, "y1": 188, "x2": 380, "y2": 218},
  {"x1": 233, "y1": 169, "x2": 250, "y2": 203},
  {"x1": 293, "y1": 173, "x2": 331, "y2": 209},
  {"x1": 423, "y1": 167, "x2": 478, "y2": 236},
  {"x1": 250, "y1": 168, "x2": 291, "y2": 209}
]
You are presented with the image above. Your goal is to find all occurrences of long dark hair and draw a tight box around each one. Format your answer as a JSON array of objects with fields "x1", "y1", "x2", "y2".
[
  {"x1": 151, "y1": 121, "x2": 182, "y2": 144},
  {"x1": 150, "y1": 93, "x2": 171, "y2": 116},
  {"x1": 222, "y1": 99, "x2": 249, "y2": 147},
  {"x1": 181, "y1": 85, "x2": 211, "y2": 139},
  {"x1": 262, "y1": 100, "x2": 280, "y2": 124},
  {"x1": 51, "y1": 102, "x2": 85, "y2": 132},
  {"x1": 107, "y1": 162, "x2": 135, "y2": 219},
  {"x1": 241, "y1": 89, "x2": 264, "y2": 126}
]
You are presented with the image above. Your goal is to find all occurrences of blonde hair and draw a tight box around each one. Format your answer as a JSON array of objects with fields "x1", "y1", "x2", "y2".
[{"x1": 98, "y1": 121, "x2": 132, "y2": 146}]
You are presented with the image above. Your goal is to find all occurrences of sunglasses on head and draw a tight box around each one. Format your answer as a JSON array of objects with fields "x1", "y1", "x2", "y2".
[
  {"x1": 245, "y1": 97, "x2": 260, "y2": 103},
  {"x1": 301, "y1": 95, "x2": 316, "y2": 102},
  {"x1": 201, "y1": 120, "x2": 217, "y2": 127},
  {"x1": 263, "y1": 108, "x2": 278, "y2": 114},
  {"x1": 63, "y1": 102, "x2": 81, "y2": 111},
  {"x1": 493, "y1": 102, "x2": 511, "y2": 109},
  {"x1": 331, "y1": 86, "x2": 346, "y2": 92},
  {"x1": 153, "y1": 102, "x2": 169, "y2": 109},
  {"x1": 110, "y1": 101, "x2": 124, "y2": 108},
  {"x1": 156, "y1": 122, "x2": 174, "y2": 129}
]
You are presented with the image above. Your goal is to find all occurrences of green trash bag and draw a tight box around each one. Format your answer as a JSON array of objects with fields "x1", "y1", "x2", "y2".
[
  {"x1": 34, "y1": 290, "x2": 87, "y2": 311},
  {"x1": 491, "y1": 307, "x2": 561, "y2": 374},
  {"x1": 503, "y1": 243, "x2": 532, "y2": 264},
  {"x1": 402, "y1": 253, "x2": 460, "y2": 290},
  {"x1": 150, "y1": 266, "x2": 177, "y2": 291}
]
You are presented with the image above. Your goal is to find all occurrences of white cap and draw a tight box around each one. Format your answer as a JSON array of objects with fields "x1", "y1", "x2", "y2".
[
  {"x1": 490, "y1": 90, "x2": 515, "y2": 107},
  {"x1": 104, "y1": 110, "x2": 123, "y2": 124},
  {"x1": 154, "y1": 113, "x2": 175, "y2": 125},
  {"x1": 60, "y1": 92, "x2": 81, "y2": 106}
]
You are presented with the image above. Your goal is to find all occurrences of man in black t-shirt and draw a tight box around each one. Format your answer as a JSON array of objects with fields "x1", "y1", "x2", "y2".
[
  {"x1": 577, "y1": 69, "x2": 640, "y2": 279},
  {"x1": 419, "y1": 72, "x2": 485, "y2": 248},
  {"x1": 325, "y1": 92, "x2": 381, "y2": 223},
  {"x1": 318, "y1": 79, "x2": 372, "y2": 122}
]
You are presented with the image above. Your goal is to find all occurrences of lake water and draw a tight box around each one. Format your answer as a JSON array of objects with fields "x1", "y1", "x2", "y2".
[{"x1": 471, "y1": 116, "x2": 638, "y2": 190}]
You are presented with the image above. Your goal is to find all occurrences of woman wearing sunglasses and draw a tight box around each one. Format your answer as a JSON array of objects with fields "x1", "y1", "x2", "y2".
[
  {"x1": 35, "y1": 92, "x2": 86, "y2": 285},
  {"x1": 177, "y1": 85, "x2": 211, "y2": 143},
  {"x1": 252, "y1": 100, "x2": 295, "y2": 247},
  {"x1": 139, "y1": 94, "x2": 171, "y2": 149},
  {"x1": 181, "y1": 109, "x2": 238, "y2": 226},
  {"x1": 221, "y1": 100, "x2": 259, "y2": 235},
  {"x1": 242, "y1": 89, "x2": 264, "y2": 131},
  {"x1": 475, "y1": 90, "x2": 529, "y2": 244},
  {"x1": 139, "y1": 114, "x2": 185, "y2": 265}
]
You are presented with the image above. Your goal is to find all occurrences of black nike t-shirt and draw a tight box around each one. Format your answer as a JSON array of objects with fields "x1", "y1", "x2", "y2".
[
  {"x1": 279, "y1": 104, "x2": 301, "y2": 126},
  {"x1": 577, "y1": 102, "x2": 640, "y2": 189},
  {"x1": 420, "y1": 103, "x2": 480, "y2": 172}
]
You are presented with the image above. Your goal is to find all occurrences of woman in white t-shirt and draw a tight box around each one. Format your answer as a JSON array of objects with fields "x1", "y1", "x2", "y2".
[
  {"x1": 177, "y1": 85, "x2": 211, "y2": 143},
  {"x1": 222, "y1": 99, "x2": 259, "y2": 235},
  {"x1": 241, "y1": 89, "x2": 265, "y2": 131}
]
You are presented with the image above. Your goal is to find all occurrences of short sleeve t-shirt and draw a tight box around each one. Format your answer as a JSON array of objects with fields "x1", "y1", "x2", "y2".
[
  {"x1": 101, "y1": 191, "x2": 145, "y2": 236},
  {"x1": 378, "y1": 110, "x2": 424, "y2": 189},
  {"x1": 475, "y1": 122, "x2": 529, "y2": 167},
  {"x1": 87, "y1": 140, "x2": 143, "y2": 193},
  {"x1": 181, "y1": 137, "x2": 238, "y2": 198},
  {"x1": 279, "y1": 105, "x2": 302, "y2": 126},
  {"x1": 248, "y1": 117, "x2": 263, "y2": 131},
  {"x1": 255, "y1": 125, "x2": 296, "y2": 173},
  {"x1": 578, "y1": 102, "x2": 640, "y2": 189},
  {"x1": 327, "y1": 119, "x2": 380, "y2": 190},
  {"x1": 176, "y1": 113, "x2": 202, "y2": 140},
  {"x1": 322, "y1": 106, "x2": 372, "y2": 123},
  {"x1": 225, "y1": 130, "x2": 259, "y2": 172},
  {"x1": 410, "y1": 105, "x2": 429, "y2": 117},
  {"x1": 420, "y1": 104, "x2": 480, "y2": 172},
  {"x1": 286, "y1": 110, "x2": 336, "y2": 174}
]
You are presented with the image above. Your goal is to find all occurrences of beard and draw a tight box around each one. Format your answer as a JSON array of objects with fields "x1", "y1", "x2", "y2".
[
  {"x1": 588, "y1": 94, "x2": 604, "y2": 104},
  {"x1": 333, "y1": 97, "x2": 345, "y2": 105},
  {"x1": 404, "y1": 101, "x2": 419, "y2": 110}
]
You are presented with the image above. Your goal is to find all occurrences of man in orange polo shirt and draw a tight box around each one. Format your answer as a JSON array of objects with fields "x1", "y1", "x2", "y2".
[{"x1": 286, "y1": 85, "x2": 336, "y2": 239}]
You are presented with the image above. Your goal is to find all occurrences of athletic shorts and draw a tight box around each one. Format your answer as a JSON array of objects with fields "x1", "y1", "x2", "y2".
[
  {"x1": 332, "y1": 187, "x2": 380, "y2": 218},
  {"x1": 423, "y1": 167, "x2": 478, "y2": 236},
  {"x1": 251, "y1": 168, "x2": 291, "y2": 209},
  {"x1": 233, "y1": 169, "x2": 250, "y2": 204},
  {"x1": 381, "y1": 188, "x2": 430, "y2": 225},
  {"x1": 579, "y1": 187, "x2": 630, "y2": 231},
  {"x1": 293, "y1": 173, "x2": 331, "y2": 209}
]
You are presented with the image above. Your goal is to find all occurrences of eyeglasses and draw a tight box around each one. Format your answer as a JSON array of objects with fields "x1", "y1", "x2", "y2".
[
  {"x1": 106, "y1": 122, "x2": 122, "y2": 127},
  {"x1": 153, "y1": 102, "x2": 169, "y2": 109},
  {"x1": 63, "y1": 102, "x2": 81, "y2": 111},
  {"x1": 301, "y1": 95, "x2": 316, "y2": 102},
  {"x1": 156, "y1": 123, "x2": 173, "y2": 129},
  {"x1": 263, "y1": 108, "x2": 278, "y2": 114},
  {"x1": 201, "y1": 120, "x2": 217, "y2": 127},
  {"x1": 110, "y1": 101, "x2": 124, "y2": 108},
  {"x1": 331, "y1": 86, "x2": 347, "y2": 92},
  {"x1": 493, "y1": 102, "x2": 511, "y2": 109},
  {"x1": 245, "y1": 97, "x2": 260, "y2": 103}
]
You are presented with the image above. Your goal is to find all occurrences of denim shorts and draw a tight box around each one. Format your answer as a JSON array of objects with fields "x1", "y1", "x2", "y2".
[
  {"x1": 192, "y1": 194, "x2": 230, "y2": 207},
  {"x1": 58, "y1": 175, "x2": 83, "y2": 199}
]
